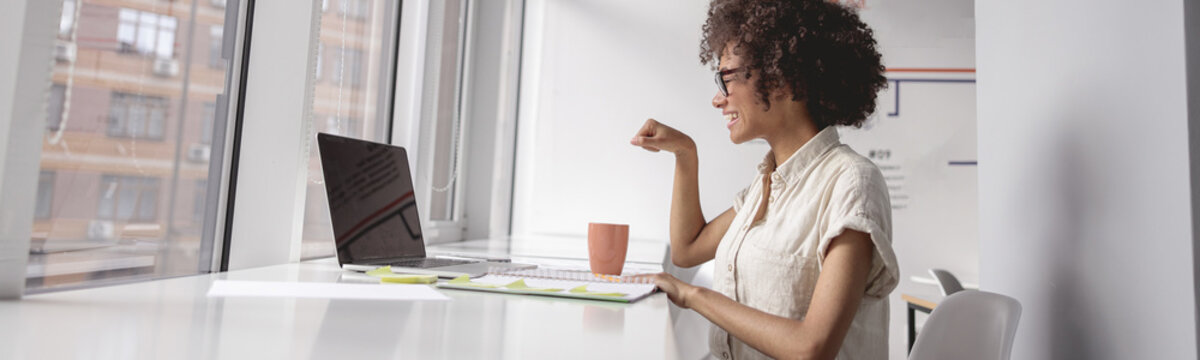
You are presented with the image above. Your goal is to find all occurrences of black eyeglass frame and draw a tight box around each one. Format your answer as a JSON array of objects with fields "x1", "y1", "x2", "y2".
[{"x1": 714, "y1": 68, "x2": 740, "y2": 97}]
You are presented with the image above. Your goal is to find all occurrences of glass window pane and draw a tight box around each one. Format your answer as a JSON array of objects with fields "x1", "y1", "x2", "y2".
[
  {"x1": 35, "y1": 172, "x2": 55, "y2": 219},
  {"x1": 46, "y1": 84, "x2": 65, "y2": 131},
  {"x1": 427, "y1": 0, "x2": 468, "y2": 223},
  {"x1": 137, "y1": 13, "x2": 157, "y2": 54},
  {"x1": 156, "y1": 29, "x2": 174, "y2": 59},
  {"x1": 209, "y1": 26, "x2": 224, "y2": 68},
  {"x1": 116, "y1": 179, "x2": 136, "y2": 220},
  {"x1": 300, "y1": 0, "x2": 397, "y2": 259},
  {"x1": 97, "y1": 176, "x2": 116, "y2": 219},
  {"x1": 29, "y1": 0, "x2": 239, "y2": 291},
  {"x1": 59, "y1": 0, "x2": 76, "y2": 38},
  {"x1": 138, "y1": 179, "x2": 158, "y2": 221},
  {"x1": 201, "y1": 103, "x2": 215, "y2": 144}
]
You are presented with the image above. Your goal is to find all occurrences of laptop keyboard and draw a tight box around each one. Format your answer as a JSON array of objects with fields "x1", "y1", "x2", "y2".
[{"x1": 388, "y1": 257, "x2": 478, "y2": 268}]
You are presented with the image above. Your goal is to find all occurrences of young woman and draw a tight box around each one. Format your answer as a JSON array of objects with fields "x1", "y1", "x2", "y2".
[{"x1": 630, "y1": 1, "x2": 898, "y2": 359}]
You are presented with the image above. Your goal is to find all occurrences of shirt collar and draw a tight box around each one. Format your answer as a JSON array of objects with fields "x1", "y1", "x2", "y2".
[{"x1": 756, "y1": 126, "x2": 843, "y2": 178}]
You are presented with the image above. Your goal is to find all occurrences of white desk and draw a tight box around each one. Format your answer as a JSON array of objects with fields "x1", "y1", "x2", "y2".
[{"x1": 0, "y1": 239, "x2": 703, "y2": 359}]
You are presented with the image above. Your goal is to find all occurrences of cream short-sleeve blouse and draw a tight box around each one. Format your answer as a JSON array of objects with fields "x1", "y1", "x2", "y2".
[{"x1": 708, "y1": 127, "x2": 899, "y2": 360}]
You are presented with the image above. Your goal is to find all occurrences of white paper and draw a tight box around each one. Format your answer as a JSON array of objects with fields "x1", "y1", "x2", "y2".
[{"x1": 207, "y1": 280, "x2": 450, "y2": 301}]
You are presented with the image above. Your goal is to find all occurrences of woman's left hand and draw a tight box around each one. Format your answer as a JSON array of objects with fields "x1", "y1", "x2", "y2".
[{"x1": 636, "y1": 272, "x2": 698, "y2": 309}]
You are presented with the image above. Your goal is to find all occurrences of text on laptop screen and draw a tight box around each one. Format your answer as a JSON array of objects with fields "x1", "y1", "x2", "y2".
[{"x1": 317, "y1": 133, "x2": 425, "y2": 264}]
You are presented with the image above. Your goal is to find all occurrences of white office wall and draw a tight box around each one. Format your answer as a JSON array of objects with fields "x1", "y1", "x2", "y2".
[
  {"x1": 0, "y1": 0, "x2": 56, "y2": 298},
  {"x1": 977, "y1": 1, "x2": 1197, "y2": 359},
  {"x1": 513, "y1": 3, "x2": 977, "y2": 356},
  {"x1": 512, "y1": 0, "x2": 768, "y2": 241}
]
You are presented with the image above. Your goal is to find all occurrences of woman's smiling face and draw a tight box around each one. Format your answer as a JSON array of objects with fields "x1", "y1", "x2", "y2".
[{"x1": 712, "y1": 47, "x2": 790, "y2": 145}]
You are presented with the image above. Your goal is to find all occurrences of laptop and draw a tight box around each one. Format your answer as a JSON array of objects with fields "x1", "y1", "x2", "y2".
[{"x1": 316, "y1": 133, "x2": 534, "y2": 278}]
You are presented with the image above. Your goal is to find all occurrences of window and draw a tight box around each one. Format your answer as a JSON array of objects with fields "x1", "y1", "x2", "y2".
[
  {"x1": 424, "y1": 0, "x2": 470, "y2": 228},
  {"x1": 117, "y1": 8, "x2": 177, "y2": 58},
  {"x1": 338, "y1": 0, "x2": 369, "y2": 19},
  {"x1": 35, "y1": 172, "x2": 55, "y2": 220},
  {"x1": 193, "y1": 179, "x2": 207, "y2": 224},
  {"x1": 323, "y1": 115, "x2": 361, "y2": 138},
  {"x1": 201, "y1": 102, "x2": 215, "y2": 145},
  {"x1": 331, "y1": 46, "x2": 363, "y2": 86},
  {"x1": 97, "y1": 175, "x2": 160, "y2": 222},
  {"x1": 58, "y1": 0, "x2": 76, "y2": 39},
  {"x1": 46, "y1": 84, "x2": 65, "y2": 131},
  {"x1": 209, "y1": 25, "x2": 224, "y2": 68},
  {"x1": 108, "y1": 92, "x2": 167, "y2": 140},
  {"x1": 27, "y1": 0, "x2": 240, "y2": 292},
  {"x1": 315, "y1": 43, "x2": 323, "y2": 82},
  {"x1": 300, "y1": 0, "x2": 398, "y2": 259}
]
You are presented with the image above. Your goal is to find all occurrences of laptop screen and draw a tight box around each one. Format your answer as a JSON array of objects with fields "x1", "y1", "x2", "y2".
[{"x1": 316, "y1": 133, "x2": 425, "y2": 265}]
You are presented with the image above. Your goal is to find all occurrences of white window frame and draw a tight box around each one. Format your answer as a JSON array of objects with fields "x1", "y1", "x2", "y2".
[
  {"x1": 392, "y1": 0, "x2": 525, "y2": 244},
  {"x1": 0, "y1": 0, "x2": 75, "y2": 298}
]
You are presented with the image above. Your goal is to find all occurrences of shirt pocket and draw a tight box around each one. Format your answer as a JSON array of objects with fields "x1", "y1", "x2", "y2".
[{"x1": 736, "y1": 243, "x2": 821, "y2": 318}]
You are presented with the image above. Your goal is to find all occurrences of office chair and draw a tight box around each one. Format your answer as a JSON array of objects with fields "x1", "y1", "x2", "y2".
[
  {"x1": 928, "y1": 268, "x2": 964, "y2": 296},
  {"x1": 663, "y1": 245, "x2": 715, "y2": 360},
  {"x1": 908, "y1": 290, "x2": 1022, "y2": 360}
]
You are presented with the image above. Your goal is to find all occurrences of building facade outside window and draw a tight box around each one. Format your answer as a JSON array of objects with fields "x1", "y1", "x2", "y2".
[{"x1": 28, "y1": 0, "x2": 241, "y2": 291}]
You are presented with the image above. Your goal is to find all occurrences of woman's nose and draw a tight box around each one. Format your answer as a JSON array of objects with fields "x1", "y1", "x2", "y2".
[{"x1": 712, "y1": 92, "x2": 726, "y2": 108}]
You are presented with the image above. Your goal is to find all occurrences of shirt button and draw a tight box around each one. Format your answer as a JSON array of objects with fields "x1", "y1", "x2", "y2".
[
  {"x1": 723, "y1": 351, "x2": 730, "y2": 359},
  {"x1": 727, "y1": 264, "x2": 733, "y2": 272}
]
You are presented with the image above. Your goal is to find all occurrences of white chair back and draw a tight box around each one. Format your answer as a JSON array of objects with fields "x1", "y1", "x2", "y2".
[
  {"x1": 928, "y1": 268, "x2": 964, "y2": 296},
  {"x1": 909, "y1": 290, "x2": 1022, "y2": 360}
]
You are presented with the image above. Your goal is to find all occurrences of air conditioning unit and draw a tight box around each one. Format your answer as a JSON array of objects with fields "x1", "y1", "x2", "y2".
[
  {"x1": 153, "y1": 58, "x2": 179, "y2": 77},
  {"x1": 211, "y1": 0, "x2": 227, "y2": 8},
  {"x1": 87, "y1": 220, "x2": 115, "y2": 241},
  {"x1": 188, "y1": 143, "x2": 211, "y2": 162},
  {"x1": 55, "y1": 40, "x2": 76, "y2": 63}
]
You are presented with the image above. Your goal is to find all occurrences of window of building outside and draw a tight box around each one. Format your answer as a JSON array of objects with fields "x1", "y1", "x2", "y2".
[
  {"x1": 28, "y1": 0, "x2": 240, "y2": 291},
  {"x1": 35, "y1": 172, "x2": 55, "y2": 220},
  {"x1": 299, "y1": 0, "x2": 398, "y2": 259},
  {"x1": 209, "y1": 25, "x2": 224, "y2": 69},
  {"x1": 47, "y1": 85, "x2": 66, "y2": 131},
  {"x1": 97, "y1": 175, "x2": 160, "y2": 222},
  {"x1": 117, "y1": 8, "x2": 177, "y2": 58},
  {"x1": 107, "y1": 92, "x2": 168, "y2": 140}
]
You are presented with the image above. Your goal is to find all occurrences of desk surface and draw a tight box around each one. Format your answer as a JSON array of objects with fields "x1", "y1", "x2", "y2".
[
  {"x1": 1, "y1": 240, "x2": 695, "y2": 359},
  {"x1": 902, "y1": 293, "x2": 941, "y2": 310}
]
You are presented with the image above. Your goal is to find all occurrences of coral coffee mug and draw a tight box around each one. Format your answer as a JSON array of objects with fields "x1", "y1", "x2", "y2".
[{"x1": 587, "y1": 223, "x2": 630, "y2": 276}]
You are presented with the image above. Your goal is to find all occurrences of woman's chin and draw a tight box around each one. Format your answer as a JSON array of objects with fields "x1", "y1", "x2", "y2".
[{"x1": 729, "y1": 132, "x2": 752, "y2": 144}]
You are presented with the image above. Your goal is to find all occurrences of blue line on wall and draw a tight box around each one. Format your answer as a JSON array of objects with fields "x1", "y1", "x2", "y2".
[
  {"x1": 948, "y1": 161, "x2": 978, "y2": 166},
  {"x1": 886, "y1": 78, "x2": 977, "y2": 117}
]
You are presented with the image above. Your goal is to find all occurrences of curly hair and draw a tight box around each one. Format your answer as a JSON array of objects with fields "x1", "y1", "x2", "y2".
[{"x1": 700, "y1": 0, "x2": 887, "y2": 129}]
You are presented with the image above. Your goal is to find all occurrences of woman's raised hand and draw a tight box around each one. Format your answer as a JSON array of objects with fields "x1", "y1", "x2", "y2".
[{"x1": 630, "y1": 119, "x2": 696, "y2": 155}]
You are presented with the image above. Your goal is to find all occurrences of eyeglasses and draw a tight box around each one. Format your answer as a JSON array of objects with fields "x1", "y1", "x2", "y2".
[{"x1": 714, "y1": 68, "x2": 740, "y2": 97}]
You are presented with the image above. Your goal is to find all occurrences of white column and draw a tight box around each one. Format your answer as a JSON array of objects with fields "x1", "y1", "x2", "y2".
[
  {"x1": 0, "y1": 0, "x2": 57, "y2": 298},
  {"x1": 977, "y1": 0, "x2": 1197, "y2": 358},
  {"x1": 226, "y1": 0, "x2": 321, "y2": 270}
]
